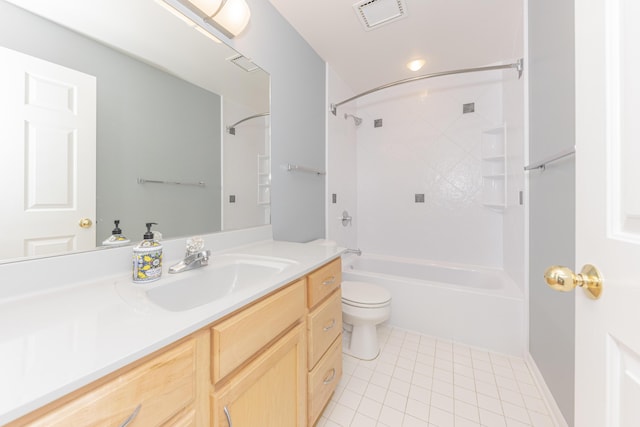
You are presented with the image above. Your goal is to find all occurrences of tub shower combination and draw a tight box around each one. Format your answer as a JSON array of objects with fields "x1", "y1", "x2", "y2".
[{"x1": 342, "y1": 253, "x2": 524, "y2": 355}]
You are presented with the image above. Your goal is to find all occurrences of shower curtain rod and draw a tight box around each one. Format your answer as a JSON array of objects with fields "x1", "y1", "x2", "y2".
[
  {"x1": 330, "y1": 58, "x2": 524, "y2": 115},
  {"x1": 226, "y1": 112, "x2": 270, "y2": 135}
]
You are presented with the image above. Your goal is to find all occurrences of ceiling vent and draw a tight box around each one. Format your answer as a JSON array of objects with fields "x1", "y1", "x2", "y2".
[
  {"x1": 353, "y1": 0, "x2": 408, "y2": 31},
  {"x1": 227, "y1": 54, "x2": 259, "y2": 72}
]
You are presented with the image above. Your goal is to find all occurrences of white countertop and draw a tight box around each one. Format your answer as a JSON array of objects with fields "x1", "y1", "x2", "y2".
[{"x1": 0, "y1": 238, "x2": 343, "y2": 424}]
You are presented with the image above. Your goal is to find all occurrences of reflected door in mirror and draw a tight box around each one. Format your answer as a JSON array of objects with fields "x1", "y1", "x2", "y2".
[{"x1": 0, "y1": 46, "x2": 96, "y2": 259}]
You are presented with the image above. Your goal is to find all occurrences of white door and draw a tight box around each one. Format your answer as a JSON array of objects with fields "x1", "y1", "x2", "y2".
[
  {"x1": 574, "y1": 0, "x2": 640, "y2": 425},
  {"x1": 0, "y1": 46, "x2": 96, "y2": 260}
]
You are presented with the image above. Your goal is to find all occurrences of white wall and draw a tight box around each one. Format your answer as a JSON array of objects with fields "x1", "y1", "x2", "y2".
[
  {"x1": 222, "y1": 100, "x2": 270, "y2": 231},
  {"x1": 502, "y1": 5, "x2": 526, "y2": 291},
  {"x1": 326, "y1": 66, "x2": 358, "y2": 249},
  {"x1": 351, "y1": 72, "x2": 506, "y2": 267}
]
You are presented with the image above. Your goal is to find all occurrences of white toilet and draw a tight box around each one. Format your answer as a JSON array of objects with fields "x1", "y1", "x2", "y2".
[{"x1": 341, "y1": 280, "x2": 392, "y2": 360}]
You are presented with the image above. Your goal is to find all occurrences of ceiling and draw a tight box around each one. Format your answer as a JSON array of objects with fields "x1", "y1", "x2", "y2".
[{"x1": 268, "y1": 0, "x2": 523, "y2": 96}]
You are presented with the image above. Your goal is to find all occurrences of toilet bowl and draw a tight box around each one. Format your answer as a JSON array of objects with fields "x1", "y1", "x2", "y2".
[{"x1": 341, "y1": 280, "x2": 391, "y2": 360}]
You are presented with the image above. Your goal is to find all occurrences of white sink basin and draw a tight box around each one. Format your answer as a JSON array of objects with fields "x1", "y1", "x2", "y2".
[{"x1": 145, "y1": 256, "x2": 296, "y2": 312}]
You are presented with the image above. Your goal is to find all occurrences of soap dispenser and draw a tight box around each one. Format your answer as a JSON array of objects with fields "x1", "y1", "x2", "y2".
[
  {"x1": 102, "y1": 220, "x2": 130, "y2": 246},
  {"x1": 132, "y1": 222, "x2": 163, "y2": 283}
]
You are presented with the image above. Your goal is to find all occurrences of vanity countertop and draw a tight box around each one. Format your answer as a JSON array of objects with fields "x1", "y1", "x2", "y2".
[{"x1": 0, "y1": 239, "x2": 343, "y2": 425}]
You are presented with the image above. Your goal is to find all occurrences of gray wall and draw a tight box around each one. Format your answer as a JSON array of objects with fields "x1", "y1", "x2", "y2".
[
  {"x1": 528, "y1": 0, "x2": 575, "y2": 424},
  {"x1": 0, "y1": 1, "x2": 222, "y2": 242},
  {"x1": 229, "y1": 0, "x2": 327, "y2": 242}
]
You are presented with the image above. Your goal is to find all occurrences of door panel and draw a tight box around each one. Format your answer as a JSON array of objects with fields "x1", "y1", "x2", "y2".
[
  {"x1": 0, "y1": 46, "x2": 96, "y2": 259},
  {"x1": 575, "y1": 0, "x2": 640, "y2": 425}
]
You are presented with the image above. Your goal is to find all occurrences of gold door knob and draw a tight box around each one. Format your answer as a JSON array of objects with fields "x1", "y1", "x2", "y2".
[
  {"x1": 79, "y1": 218, "x2": 93, "y2": 229},
  {"x1": 544, "y1": 264, "x2": 603, "y2": 299}
]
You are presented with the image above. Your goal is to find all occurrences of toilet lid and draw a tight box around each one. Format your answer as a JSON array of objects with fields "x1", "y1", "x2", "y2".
[{"x1": 342, "y1": 281, "x2": 391, "y2": 306}]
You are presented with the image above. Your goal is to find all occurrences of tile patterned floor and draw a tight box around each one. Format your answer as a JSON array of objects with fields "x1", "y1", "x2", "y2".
[{"x1": 316, "y1": 326, "x2": 556, "y2": 427}]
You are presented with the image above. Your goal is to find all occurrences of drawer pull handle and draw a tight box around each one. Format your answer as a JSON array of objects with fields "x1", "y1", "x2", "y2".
[
  {"x1": 224, "y1": 406, "x2": 233, "y2": 427},
  {"x1": 323, "y1": 368, "x2": 337, "y2": 385},
  {"x1": 323, "y1": 318, "x2": 336, "y2": 332},
  {"x1": 322, "y1": 276, "x2": 336, "y2": 286},
  {"x1": 119, "y1": 404, "x2": 141, "y2": 427}
]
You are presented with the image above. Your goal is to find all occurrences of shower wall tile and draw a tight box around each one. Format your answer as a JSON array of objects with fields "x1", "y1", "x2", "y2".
[
  {"x1": 354, "y1": 71, "x2": 505, "y2": 267},
  {"x1": 326, "y1": 66, "x2": 358, "y2": 249}
]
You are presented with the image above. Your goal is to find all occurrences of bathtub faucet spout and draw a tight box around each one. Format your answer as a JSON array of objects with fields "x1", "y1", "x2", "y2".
[{"x1": 345, "y1": 248, "x2": 362, "y2": 256}]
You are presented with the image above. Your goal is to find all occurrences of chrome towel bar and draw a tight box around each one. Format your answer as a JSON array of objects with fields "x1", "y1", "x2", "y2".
[
  {"x1": 137, "y1": 178, "x2": 205, "y2": 187},
  {"x1": 524, "y1": 146, "x2": 575, "y2": 171}
]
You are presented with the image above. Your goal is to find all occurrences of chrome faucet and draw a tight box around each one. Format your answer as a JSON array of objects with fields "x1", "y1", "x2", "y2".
[
  {"x1": 169, "y1": 237, "x2": 211, "y2": 273},
  {"x1": 344, "y1": 248, "x2": 362, "y2": 256}
]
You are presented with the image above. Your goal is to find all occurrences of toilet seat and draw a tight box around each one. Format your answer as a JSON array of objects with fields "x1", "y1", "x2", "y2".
[{"x1": 342, "y1": 281, "x2": 391, "y2": 308}]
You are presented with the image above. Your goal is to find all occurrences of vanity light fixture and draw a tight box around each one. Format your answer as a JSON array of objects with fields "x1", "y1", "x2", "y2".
[
  {"x1": 407, "y1": 59, "x2": 426, "y2": 72},
  {"x1": 160, "y1": 0, "x2": 251, "y2": 39}
]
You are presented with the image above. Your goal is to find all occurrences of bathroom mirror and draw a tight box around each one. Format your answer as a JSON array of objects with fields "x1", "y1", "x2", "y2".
[{"x1": 0, "y1": 0, "x2": 270, "y2": 263}]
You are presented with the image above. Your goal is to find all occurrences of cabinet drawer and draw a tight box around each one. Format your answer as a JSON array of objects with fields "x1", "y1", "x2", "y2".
[
  {"x1": 212, "y1": 279, "x2": 306, "y2": 383},
  {"x1": 28, "y1": 338, "x2": 198, "y2": 427},
  {"x1": 307, "y1": 258, "x2": 341, "y2": 309},
  {"x1": 308, "y1": 335, "x2": 342, "y2": 426},
  {"x1": 307, "y1": 289, "x2": 342, "y2": 369}
]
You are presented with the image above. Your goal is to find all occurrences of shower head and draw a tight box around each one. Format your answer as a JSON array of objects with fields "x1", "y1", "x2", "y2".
[{"x1": 344, "y1": 113, "x2": 363, "y2": 126}]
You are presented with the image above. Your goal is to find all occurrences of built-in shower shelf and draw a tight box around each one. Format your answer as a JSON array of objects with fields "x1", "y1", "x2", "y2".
[
  {"x1": 258, "y1": 154, "x2": 271, "y2": 223},
  {"x1": 481, "y1": 125, "x2": 507, "y2": 209}
]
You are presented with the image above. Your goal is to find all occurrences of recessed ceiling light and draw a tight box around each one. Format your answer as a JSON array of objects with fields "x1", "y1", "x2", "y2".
[{"x1": 407, "y1": 59, "x2": 426, "y2": 72}]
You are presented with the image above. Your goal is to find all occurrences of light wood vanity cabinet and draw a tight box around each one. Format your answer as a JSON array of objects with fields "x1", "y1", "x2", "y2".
[
  {"x1": 9, "y1": 257, "x2": 342, "y2": 427},
  {"x1": 210, "y1": 279, "x2": 306, "y2": 383},
  {"x1": 9, "y1": 330, "x2": 210, "y2": 427},
  {"x1": 211, "y1": 323, "x2": 307, "y2": 427},
  {"x1": 209, "y1": 279, "x2": 308, "y2": 426},
  {"x1": 306, "y1": 258, "x2": 343, "y2": 426}
]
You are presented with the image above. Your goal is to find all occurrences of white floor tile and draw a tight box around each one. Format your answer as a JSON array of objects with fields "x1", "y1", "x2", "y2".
[
  {"x1": 328, "y1": 402, "x2": 356, "y2": 426},
  {"x1": 428, "y1": 406, "x2": 454, "y2": 427},
  {"x1": 479, "y1": 408, "x2": 508, "y2": 427},
  {"x1": 455, "y1": 416, "x2": 482, "y2": 427},
  {"x1": 318, "y1": 327, "x2": 550, "y2": 427},
  {"x1": 357, "y1": 396, "x2": 383, "y2": 420},
  {"x1": 338, "y1": 388, "x2": 363, "y2": 410},
  {"x1": 405, "y1": 398, "x2": 430, "y2": 421},
  {"x1": 346, "y1": 376, "x2": 369, "y2": 395},
  {"x1": 351, "y1": 412, "x2": 378, "y2": 427},
  {"x1": 364, "y1": 383, "x2": 388, "y2": 403},
  {"x1": 409, "y1": 384, "x2": 431, "y2": 403},
  {"x1": 384, "y1": 390, "x2": 408, "y2": 412},
  {"x1": 501, "y1": 401, "x2": 531, "y2": 424},
  {"x1": 389, "y1": 378, "x2": 411, "y2": 396},
  {"x1": 402, "y1": 414, "x2": 430, "y2": 427},
  {"x1": 430, "y1": 392, "x2": 454, "y2": 412},
  {"x1": 454, "y1": 385, "x2": 477, "y2": 405},
  {"x1": 378, "y1": 405, "x2": 405, "y2": 426}
]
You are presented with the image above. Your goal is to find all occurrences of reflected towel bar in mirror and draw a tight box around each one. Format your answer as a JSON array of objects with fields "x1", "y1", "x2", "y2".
[
  {"x1": 137, "y1": 178, "x2": 206, "y2": 187},
  {"x1": 285, "y1": 164, "x2": 326, "y2": 176}
]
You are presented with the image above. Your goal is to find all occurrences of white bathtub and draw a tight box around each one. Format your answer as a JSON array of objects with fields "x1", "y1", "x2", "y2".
[{"x1": 342, "y1": 254, "x2": 524, "y2": 355}]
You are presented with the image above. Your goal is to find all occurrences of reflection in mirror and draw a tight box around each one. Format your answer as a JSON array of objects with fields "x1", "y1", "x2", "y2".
[{"x1": 0, "y1": 0, "x2": 270, "y2": 263}]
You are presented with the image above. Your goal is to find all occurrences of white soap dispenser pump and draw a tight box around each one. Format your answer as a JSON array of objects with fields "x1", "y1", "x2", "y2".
[
  {"x1": 102, "y1": 220, "x2": 130, "y2": 246},
  {"x1": 132, "y1": 222, "x2": 163, "y2": 283}
]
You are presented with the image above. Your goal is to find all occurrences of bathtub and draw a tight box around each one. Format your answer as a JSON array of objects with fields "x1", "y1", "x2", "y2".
[{"x1": 342, "y1": 254, "x2": 524, "y2": 355}]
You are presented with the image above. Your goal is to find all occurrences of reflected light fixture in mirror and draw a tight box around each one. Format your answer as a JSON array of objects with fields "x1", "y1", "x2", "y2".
[
  {"x1": 407, "y1": 59, "x2": 426, "y2": 72},
  {"x1": 164, "y1": 0, "x2": 251, "y2": 39}
]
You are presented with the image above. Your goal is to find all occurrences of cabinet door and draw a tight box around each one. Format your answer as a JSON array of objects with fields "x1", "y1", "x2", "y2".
[
  {"x1": 212, "y1": 279, "x2": 306, "y2": 383},
  {"x1": 23, "y1": 336, "x2": 202, "y2": 427},
  {"x1": 212, "y1": 323, "x2": 307, "y2": 427}
]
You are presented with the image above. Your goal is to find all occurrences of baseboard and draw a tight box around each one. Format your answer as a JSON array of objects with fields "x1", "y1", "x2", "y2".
[{"x1": 525, "y1": 352, "x2": 570, "y2": 427}]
